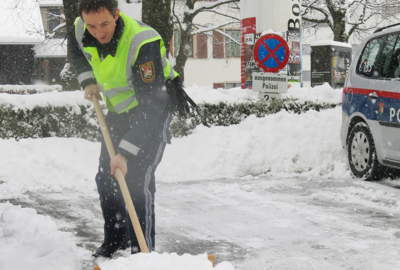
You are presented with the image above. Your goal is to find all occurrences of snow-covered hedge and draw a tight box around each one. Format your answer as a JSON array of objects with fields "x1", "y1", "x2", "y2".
[
  {"x1": 0, "y1": 86, "x2": 340, "y2": 140},
  {"x1": 0, "y1": 84, "x2": 62, "y2": 94},
  {"x1": 0, "y1": 104, "x2": 100, "y2": 141}
]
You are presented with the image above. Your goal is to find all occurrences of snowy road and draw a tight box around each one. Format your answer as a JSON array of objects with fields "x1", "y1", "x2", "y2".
[
  {"x1": 157, "y1": 176, "x2": 400, "y2": 270},
  {"x1": 5, "y1": 175, "x2": 400, "y2": 270}
]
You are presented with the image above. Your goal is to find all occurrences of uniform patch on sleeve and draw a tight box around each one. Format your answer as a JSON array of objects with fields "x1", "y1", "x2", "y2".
[{"x1": 139, "y1": 61, "x2": 156, "y2": 83}]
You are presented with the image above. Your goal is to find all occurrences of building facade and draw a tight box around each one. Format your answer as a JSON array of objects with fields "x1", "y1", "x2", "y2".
[
  {"x1": 0, "y1": 0, "x2": 44, "y2": 85},
  {"x1": 34, "y1": 0, "x2": 66, "y2": 85}
]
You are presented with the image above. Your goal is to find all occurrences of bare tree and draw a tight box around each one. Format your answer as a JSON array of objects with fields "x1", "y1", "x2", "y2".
[
  {"x1": 172, "y1": 0, "x2": 240, "y2": 82},
  {"x1": 302, "y1": 0, "x2": 400, "y2": 43},
  {"x1": 59, "y1": 0, "x2": 80, "y2": 90}
]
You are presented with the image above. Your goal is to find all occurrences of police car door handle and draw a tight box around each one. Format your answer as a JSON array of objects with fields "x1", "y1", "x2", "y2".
[{"x1": 368, "y1": 92, "x2": 378, "y2": 100}]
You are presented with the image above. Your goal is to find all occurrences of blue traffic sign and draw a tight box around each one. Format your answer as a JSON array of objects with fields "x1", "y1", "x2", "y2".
[{"x1": 253, "y1": 33, "x2": 290, "y2": 73}]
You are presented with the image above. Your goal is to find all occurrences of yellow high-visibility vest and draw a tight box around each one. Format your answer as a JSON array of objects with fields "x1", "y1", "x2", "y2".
[{"x1": 75, "y1": 12, "x2": 178, "y2": 113}]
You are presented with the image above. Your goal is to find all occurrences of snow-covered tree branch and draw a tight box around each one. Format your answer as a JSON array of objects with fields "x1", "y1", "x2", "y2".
[{"x1": 302, "y1": 0, "x2": 400, "y2": 42}]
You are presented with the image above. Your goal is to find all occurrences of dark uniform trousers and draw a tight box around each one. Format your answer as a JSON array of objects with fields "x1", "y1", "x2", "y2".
[{"x1": 95, "y1": 110, "x2": 166, "y2": 252}]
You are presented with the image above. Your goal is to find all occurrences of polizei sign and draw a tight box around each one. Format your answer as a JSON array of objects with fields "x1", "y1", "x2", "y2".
[
  {"x1": 252, "y1": 72, "x2": 288, "y2": 92},
  {"x1": 240, "y1": 0, "x2": 302, "y2": 93}
]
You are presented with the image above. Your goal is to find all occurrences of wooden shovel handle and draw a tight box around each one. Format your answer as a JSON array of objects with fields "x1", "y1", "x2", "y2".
[{"x1": 92, "y1": 95, "x2": 149, "y2": 253}]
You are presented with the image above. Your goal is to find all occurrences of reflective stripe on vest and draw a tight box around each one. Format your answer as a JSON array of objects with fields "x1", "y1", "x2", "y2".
[
  {"x1": 97, "y1": 84, "x2": 137, "y2": 113},
  {"x1": 125, "y1": 29, "x2": 160, "y2": 83},
  {"x1": 75, "y1": 17, "x2": 85, "y2": 52}
]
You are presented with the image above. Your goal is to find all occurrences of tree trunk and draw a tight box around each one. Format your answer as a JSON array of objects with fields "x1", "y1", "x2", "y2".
[
  {"x1": 142, "y1": 0, "x2": 173, "y2": 58},
  {"x1": 173, "y1": 3, "x2": 196, "y2": 83},
  {"x1": 332, "y1": 12, "x2": 347, "y2": 42},
  {"x1": 62, "y1": 0, "x2": 80, "y2": 91},
  {"x1": 174, "y1": 30, "x2": 190, "y2": 82}
]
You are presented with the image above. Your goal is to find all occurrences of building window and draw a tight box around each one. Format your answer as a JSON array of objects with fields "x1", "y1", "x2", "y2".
[
  {"x1": 174, "y1": 29, "x2": 193, "y2": 58},
  {"x1": 48, "y1": 8, "x2": 61, "y2": 32},
  {"x1": 225, "y1": 30, "x2": 240, "y2": 57},
  {"x1": 225, "y1": 82, "x2": 241, "y2": 89}
]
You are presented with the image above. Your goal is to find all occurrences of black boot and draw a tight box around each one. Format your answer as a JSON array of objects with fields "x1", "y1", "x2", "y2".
[{"x1": 92, "y1": 237, "x2": 130, "y2": 258}]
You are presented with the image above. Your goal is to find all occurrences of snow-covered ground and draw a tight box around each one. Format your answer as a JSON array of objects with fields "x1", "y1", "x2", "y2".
[{"x1": 1, "y1": 84, "x2": 400, "y2": 270}]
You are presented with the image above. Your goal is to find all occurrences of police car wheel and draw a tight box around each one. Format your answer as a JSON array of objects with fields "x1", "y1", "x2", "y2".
[{"x1": 347, "y1": 123, "x2": 384, "y2": 180}]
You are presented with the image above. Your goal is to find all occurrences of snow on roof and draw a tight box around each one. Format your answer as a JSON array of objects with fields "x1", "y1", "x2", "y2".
[
  {"x1": 34, "y1": 39, "x2": 67, "y2": 58},
  {"x1": 38, "y1": 0, "x2": 63, "y2": 7},
  {"x1": 0, "y1": 0, "x2": 45, "y2": 45},
  {"x1": 311, "y1": 40, "x2": 352, "y2": 48},
  {"x1": 119, "y1": 0, "x2": 142, "y2": 20}
]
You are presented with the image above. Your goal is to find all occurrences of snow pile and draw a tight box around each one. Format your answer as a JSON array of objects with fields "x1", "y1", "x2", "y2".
[
  {"x1": 0, "y1": 202, "x2": 80, "y2": 270},
  {"x1": 0, "y1": 90, "x2": 90, "y2": 110},
  {"x1": 159, "y1": 83, "x2": 348, "y2": 181},
  {"x1": 0, "y1": 138, "x2": 99, "y2": 199},
  {"x1": 185, "y1": 84, "x2": 258, "y2": 104},
  {"x1": 158, "y1": 106, "x2": 349, "y2": 181},
  {"x1": 186, "y1": 82, "x2": 342, "y2": 104},
  {"x1": 284, "y1": 82, "x2": 342, "y2": 103},
  {"x1": 0, "y1": 201, "x2": 235, "y2": 270},
  {"x1": 98, "y1": 253, "x2": 234, "y2": 270},
  {"x1": 0, "y1": 84, "x2": 62, "y2": 94}
]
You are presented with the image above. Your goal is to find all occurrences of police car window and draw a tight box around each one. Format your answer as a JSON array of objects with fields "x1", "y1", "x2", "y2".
[
  {"x1": 357, "y1": 37, "x2": 384, "y2": 77},
  {"x1": 378, "y1": 34, "x2": 399, "y2": 78},
  {"x1": 386, "y1": 35, "x2": 400, "y2": 79}
]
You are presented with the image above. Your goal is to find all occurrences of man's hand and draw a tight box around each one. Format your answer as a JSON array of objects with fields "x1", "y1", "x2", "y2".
[
  {"x1": 110, "y1": 153, "x2": 128, "y2": 178},
  {"x1": 84, "y1": 83, "x2": 103, "y2": 102}
]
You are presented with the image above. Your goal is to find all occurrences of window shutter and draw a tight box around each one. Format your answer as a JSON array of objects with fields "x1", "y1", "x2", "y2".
[
  {"x1": 196, "y1": 33, "x2": 208, "y2": 59},
  {"x1": 213, "y1": 30, "x2": 224, "y2": 59},
  {"x1": 213, "y1": 82, "x2": 225, "y2": 89}
]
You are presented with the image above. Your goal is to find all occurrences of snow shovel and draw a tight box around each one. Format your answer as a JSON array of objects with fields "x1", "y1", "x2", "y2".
[{"x1": 91, "y1": 95, "x2": 149, "y2": 269}]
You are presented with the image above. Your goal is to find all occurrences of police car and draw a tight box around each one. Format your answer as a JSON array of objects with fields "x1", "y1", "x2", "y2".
[{"x1": 341, "y1": 23, "x2": 400, "y2": 180}]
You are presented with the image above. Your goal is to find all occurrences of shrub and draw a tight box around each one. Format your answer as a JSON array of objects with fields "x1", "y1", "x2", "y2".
[
  {"x1": 0, "y1": 104, "x2": 100, "y2": 141},
  {"x1": 0, "y1": 96, "x2": 339, "y2": 140}
]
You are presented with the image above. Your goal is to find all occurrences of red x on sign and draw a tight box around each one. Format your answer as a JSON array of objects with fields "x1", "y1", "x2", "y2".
[{"x1": 253, "y1": 33, "x2": 289, "y2": 73}]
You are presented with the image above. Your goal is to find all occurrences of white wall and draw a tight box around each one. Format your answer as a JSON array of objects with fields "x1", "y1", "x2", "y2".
[{"x1": 184, "y1": 58, "x2": 241, "y2": 87}]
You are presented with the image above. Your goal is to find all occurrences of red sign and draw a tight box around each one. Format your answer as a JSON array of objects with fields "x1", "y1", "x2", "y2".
[
  {"x1": 240, "y1": 17, "x2": 256, "y2": 89},
  {"x1": 253, "y1": 33, "x2": 289, "y2": 73}
]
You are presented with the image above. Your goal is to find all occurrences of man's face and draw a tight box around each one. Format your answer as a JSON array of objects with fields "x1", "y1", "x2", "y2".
[{"x1": 82, "y1": 7, "x2": 119, "y2": 44}]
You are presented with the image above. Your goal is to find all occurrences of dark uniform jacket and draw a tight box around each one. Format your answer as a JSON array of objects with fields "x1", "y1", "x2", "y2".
[{"x1": 69, "y1": 17, "x2": 172, "y2": 160}]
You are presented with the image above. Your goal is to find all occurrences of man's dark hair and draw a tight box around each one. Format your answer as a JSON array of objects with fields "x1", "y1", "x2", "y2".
[{"x1": 78, "y1": 0, "x2": 118, "y2": 17}]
